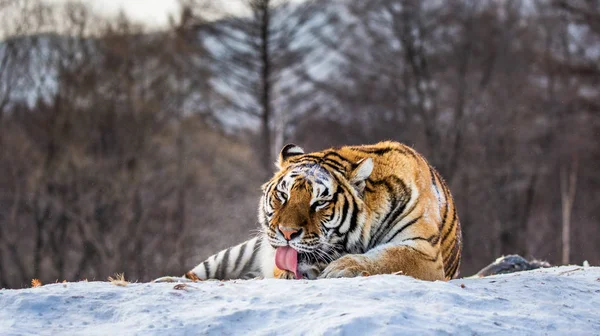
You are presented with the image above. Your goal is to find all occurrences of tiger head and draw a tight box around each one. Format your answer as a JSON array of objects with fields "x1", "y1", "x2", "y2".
[{"x1": 259, "y1": 144, "x2": 373, "y2": 279}]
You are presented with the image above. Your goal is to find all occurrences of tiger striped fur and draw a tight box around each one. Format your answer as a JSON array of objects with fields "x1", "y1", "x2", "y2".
[{"x1": 155, "y1": 141, "x2": 462, "y2": 282}]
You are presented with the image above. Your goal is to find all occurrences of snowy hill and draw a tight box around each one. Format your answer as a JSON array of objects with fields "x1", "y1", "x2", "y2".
[{"x1": 1, "y1": 266, "x2": 599, "y2": 335}]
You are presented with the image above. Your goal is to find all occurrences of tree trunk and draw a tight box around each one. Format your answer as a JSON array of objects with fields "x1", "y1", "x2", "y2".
[
  {"x1": 257, "y1": 0, "x2": 272, "y2": 176},
  {"x1": 273, "y1": 105, "x2": 285, "y2": 161},
  {"x1": 176, "y1": 121, "x2": 187, "y2": 269},
  {"x1": 560, "y1": 157, "x2": 578, "y2": 265}
]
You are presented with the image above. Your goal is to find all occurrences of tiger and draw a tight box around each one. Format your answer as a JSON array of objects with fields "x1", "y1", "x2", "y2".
[{"x1": 155, "y1": 141, "x2": 462, "y2": 282}]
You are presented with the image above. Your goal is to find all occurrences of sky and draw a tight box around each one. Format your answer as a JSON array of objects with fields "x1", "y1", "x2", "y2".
[
  {"x1": 88, "y1": 0, "x2": 180, "y2": 27},
  {"x1": 44, "y1": 1, "x2": 305, "y2": 28},
  {"x1": 49, "y1": 0, "x2": 182, "y2": 27}
]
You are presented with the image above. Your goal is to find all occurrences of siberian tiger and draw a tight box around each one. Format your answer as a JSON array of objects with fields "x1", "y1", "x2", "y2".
[{"x1": 155, "y1": 141, "x2": 462, "y2": 282}]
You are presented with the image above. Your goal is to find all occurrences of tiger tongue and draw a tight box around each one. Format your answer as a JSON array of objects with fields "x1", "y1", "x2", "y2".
[{"x1": 275, "y1": 246, "x2": 299, "y2": 279}]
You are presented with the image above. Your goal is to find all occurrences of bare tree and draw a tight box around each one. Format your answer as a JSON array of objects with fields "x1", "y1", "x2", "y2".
[
  {"x1": 1, "y1": 0, "x2": 600, "y2": 287},
  {"x1": 560, "y1": 157, "x2": 578, "y2": 265},
  {"x1": 182, "y1": 0, "x2": 319, "y2": 175}
]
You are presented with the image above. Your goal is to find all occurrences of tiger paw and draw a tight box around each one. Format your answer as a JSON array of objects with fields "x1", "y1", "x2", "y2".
[
  {"x1": 274, "y1": 266, "x2": 297, "y2": 279},
  {"x1": 278, "y1": 270, "x2": 297, "y2": 279},
  {"x1": 318, "y1": 255, "x2": 371, "y2": 279}
]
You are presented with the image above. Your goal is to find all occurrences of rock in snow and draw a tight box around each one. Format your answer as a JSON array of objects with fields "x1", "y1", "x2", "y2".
[{"x1": 1, "y1": 266, "x2": 599, "y2": 335}]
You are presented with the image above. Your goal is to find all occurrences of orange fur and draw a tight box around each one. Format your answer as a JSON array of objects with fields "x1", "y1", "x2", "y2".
[{"x1": 267, "y1": 141, "x2": 462, "y2": 280}]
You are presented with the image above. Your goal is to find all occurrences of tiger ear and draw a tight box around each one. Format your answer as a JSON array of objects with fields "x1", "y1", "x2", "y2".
[
  {"x1": 349, "y1": 158, "x2": 373, "y2": 194},
  {"x1": 277, "y1": 144, "x2": 304, "y2": 169}
]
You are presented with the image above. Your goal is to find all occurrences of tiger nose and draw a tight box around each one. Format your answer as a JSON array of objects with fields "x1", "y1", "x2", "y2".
[{"x1": 278, "y1": 226, "x2": 303, "y2": 241}]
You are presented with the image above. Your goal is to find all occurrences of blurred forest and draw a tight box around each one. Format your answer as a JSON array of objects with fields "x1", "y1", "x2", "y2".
[{"x1": 0, "y1": 0, "x2": 598, "y2": 288}]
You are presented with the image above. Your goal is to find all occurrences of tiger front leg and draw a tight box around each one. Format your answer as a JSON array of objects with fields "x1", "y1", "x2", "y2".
[{"x1": 318, "y1": 244, "x2": 444, "y2": 281}]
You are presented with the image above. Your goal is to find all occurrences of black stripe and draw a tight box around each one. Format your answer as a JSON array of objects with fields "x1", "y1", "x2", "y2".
[
  {"x1": 322, "y1": 158, "x2": 347, "y2": 171},
  {"x1": 441, "y1": 206, "x2": 457, "y2": 243},
  {"x1": 346, "y1": 196, "x2": 360, "y2": 234},
  {"x1": 240, "y1": 239, "x2": 259, "y2": 276},
  {"x1": 387, "y1": 216, "x2": 422, "y2": 243},
  {"x1": 443, "y1": 229, "x2": 462, "y2": 260},
  {"x1": 337, "y1": 193, "x2": 350, "y2": 229},
  {"x1": 443, "y1": 240, "x2": 455, "y2": 260},
  {"x1": 323, "y1": 151, "x2": 354, "y2": 165},
  {"x1": 217, "y1": 248, "x2": 231, "y2": 280},
  {"x1": 332, "y1": 185, "x2": 342, "y2": 200},
  {"x1": 403, "y1": 245, "x2": 438, "y2": 263},
  {"x1": 315, "y1": 184, "x2": 335, "y2": 198},
  {"x1": 233, "y1": 242, "x2": 248, "y2": 275},
  {"x1": 429, "y1": 166, "x2": 438, "y2": 190},
  {"x1": 266, "y1": 181, "x2": 275, "y2": 195},
  {"x1": 445, "y1": 242, "x2": 459, "y2": 270},
  {"x1": 264, "y1": 182, "x2": 275, "y2": 217},
  {"x1": 288, "y1": 154, "x2": 347, "y2": 175},
  {"x1": 292, "y1": 163, "x2": 319, "y2": 174},
  {"x1": 345, "y1": 200, "x2": 361, "y2": 248},
  {"x1": 445, "y1": 242, "x2": 460, "y2": 278},
  {"x1": 290, "y1": 154, "x2": 320, "y2": 163},
  {"x1": 202, "y1": 261, "x2": 210, "y2": 278},
  {"x1": 340, "y1": 188, "x2": 359, "y2": 249},
  {"x1": 325, "y1": 173, "x2": 349, "y2": 231},
  {"x1": 369, "y1": 177, "x2": 409, "y2": 246},
  {"x1": 449, "y1": 255, "x2": 460, "y2": 279},
  {"x1": 401, "y1": 233, "x2": 439, "y2": 246},
  {"x1": 442, "y1": 213, "x2": 459, "y2": 259},
  {"x1": 371, "y1": 216, "x2": 396, "y2": 248},
  {"x1": 382, "y1": 216, "x2": 421, "y2": 243},
  {"x1": 350, "y1": 146, "x2": 417, "y2": 159},
  {"x1": 290, "y1": 159, "x2": 327, "y2": 172},
  {"x1": 431, "y1": 232, "x2": 441, "y2": 245},
  {"x1": 442, "y1": 224, "x2": 458, "y2": 256},
  {"x1": 371, "y1": 194, "x2": 414, "y2": 247}
]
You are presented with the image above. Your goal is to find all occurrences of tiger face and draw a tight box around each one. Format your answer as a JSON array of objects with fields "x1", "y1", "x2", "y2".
[{"x1": 259, "y1": 144, "x2": 373, "y2": 279}]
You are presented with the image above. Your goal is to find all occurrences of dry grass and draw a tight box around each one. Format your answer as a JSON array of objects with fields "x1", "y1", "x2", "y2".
[
  {"x1": 108, "y1": 273, "x2": 129, "y2": 287},
  {"x1": 31, "y1": 279, "x2": 42, "y2": 287},
  {"x1": 173, "y1": 283, "x2": 199, "y2": 291},
  {"x1": 558, "y1": 267, "x2": 584, "y2": 276}
]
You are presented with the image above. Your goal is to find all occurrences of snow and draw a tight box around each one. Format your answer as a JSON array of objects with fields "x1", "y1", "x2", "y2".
[{"x1": 1, "y1": 266, "x2": 599, "y2": 335}]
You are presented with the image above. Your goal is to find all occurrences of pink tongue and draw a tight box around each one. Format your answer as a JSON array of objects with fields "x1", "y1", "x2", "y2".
[{"x1": 275, "y1": 246, "x2": 299, "y2": 279}]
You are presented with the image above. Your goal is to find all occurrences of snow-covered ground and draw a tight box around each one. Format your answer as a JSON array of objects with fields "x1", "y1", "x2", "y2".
[{"x1": 1, "y1": 266, "x2": 599, "y2": 336}]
